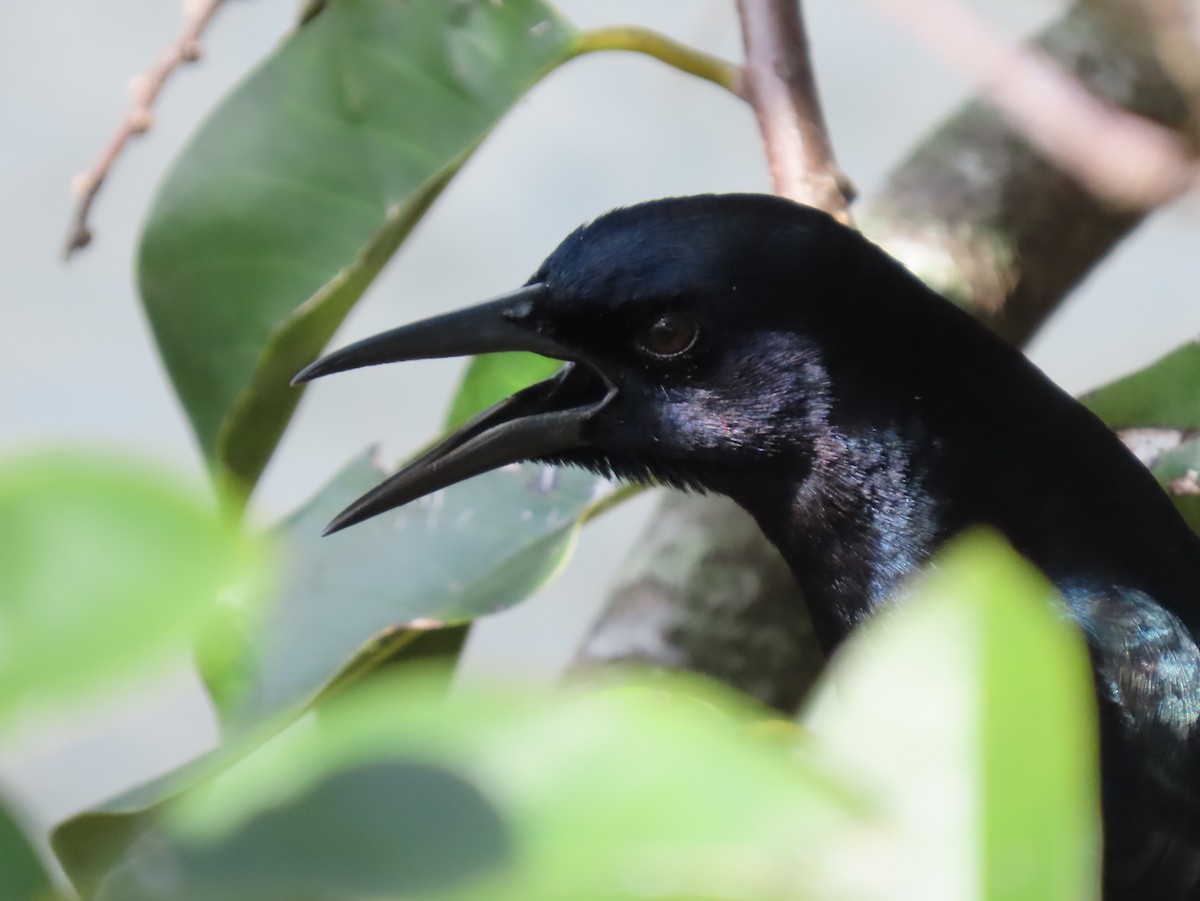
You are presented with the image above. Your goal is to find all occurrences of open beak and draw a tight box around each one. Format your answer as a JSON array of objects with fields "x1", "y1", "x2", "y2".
[{"x1": 293, "y1": 284, "x2": 614, "y2": 535}]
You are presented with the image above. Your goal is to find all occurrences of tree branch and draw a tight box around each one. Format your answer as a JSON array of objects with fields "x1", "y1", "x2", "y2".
[
  {"x1": 735, "y1": 0, "x2": 855, "y2": 220},
  {"x1": 571, "y1": 492, "x2": 820, "y2": 712},
  {"x1": 861, "y1": 0, "x2": 1194, "y2": 209},
  {"x1": 1137, "y1": 0, "x2": 1200, "y2": 147},
  {"x1": 63, "y1": 0, "x2": 230, "y2": 259},
  {"x1": 570, "y1": 0, "x2": 1192, "y2": 712},
  {"x1": 862, "y1": 0, "x2": 1190, "y2": 344}
]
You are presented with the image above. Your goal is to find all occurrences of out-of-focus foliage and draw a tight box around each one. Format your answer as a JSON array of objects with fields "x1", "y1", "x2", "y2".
[
  {"x1": 0, "y1": 802, "x2": 55, "y2": 901},
  {"x1": 0, "y1": 451, "x2": 267, "y2": 724},
  {"x1": 804, "y1": 531, "x2": 1100, "y2": 901},
  {"x1": 52, "y1": 449, "x2": 608, "y2": 893},
  {"x1": 51, "y1": 531, "x2": 1100, "y2": 901},
  {"x1": 0, "y1": 450, "x2": 269, "y2": 899},
  {"x1": 95, "y1": 760, "x2": 509, "y2": 901}
]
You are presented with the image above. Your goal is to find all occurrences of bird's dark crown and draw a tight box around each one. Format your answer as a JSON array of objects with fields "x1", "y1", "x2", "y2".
[{"x1": 533, "y1": 193, "x2": 852, "y2": 306}]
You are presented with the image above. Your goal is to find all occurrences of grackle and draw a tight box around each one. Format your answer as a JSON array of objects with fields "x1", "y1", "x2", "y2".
[{"x1": 295, "y1": 194, "x2": 1200, "y2": 898}]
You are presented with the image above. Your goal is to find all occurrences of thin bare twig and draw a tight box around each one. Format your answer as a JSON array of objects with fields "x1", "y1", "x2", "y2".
[
  {"x1": 734, "y1": 0, "x2": 855, "y2": 221},
  {"x1": 860, "y1": 0, "x2": 1197, "y2": 208},
  {"x1": 63, "y1": 0, "x2": 230, "y2": 259}
]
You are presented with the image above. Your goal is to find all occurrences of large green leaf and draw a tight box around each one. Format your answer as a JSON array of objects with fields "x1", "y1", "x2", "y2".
[
  {"x1": 203, "y1": 450, "x2": 604, "y2": 733},
  {"x1": 804, "y1": 531, "x2": 1101, "y2": 901},
  {"x1": 52, "y1": 749, "x2": 237, "y2": 901},
  {"x1": 169, "y1": 537, "x2": 1100, "y2": 901},
  {"x1": 0, "y1": 798, "x2": 55, "y2": 901},
  {"x1": 107, "y1": 673, "x2": 867, "y2": 901},
  {"x1": 0, "y1": 451, "x2": 265, "y2": 725},
  {"x1": 54, "y1": 450, "x2": 605, "y2": 894},
  {"x1": 95, "y1": 761, "x2": 509, "y2": 901},
  {"x1": 138, "y1": 0, "x2": 576, "y2": 494},
  {"x1": 58, "y1": 535, "x2": 1103, "y2": 900},
  {"x1": 1081, "y1": 340, "x2": 1200, "y2": 429}
]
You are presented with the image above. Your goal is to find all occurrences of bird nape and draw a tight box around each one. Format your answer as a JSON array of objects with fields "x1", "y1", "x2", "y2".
[{"x1": 294, "y1": 193, "x2": 1200, "y2": 898}]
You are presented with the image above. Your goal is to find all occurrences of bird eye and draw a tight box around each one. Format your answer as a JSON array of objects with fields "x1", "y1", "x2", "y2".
[{"x1": 637, "y1": 312, "x2": 698, "y2": 359}]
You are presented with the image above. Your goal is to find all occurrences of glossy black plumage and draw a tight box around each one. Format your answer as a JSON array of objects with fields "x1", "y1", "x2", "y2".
[{"x1": 298, "y1": 194, "x2": 1200, "y2": 897}]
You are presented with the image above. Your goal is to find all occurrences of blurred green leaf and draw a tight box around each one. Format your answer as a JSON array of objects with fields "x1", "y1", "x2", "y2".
[
  {"x1": 95, "y1": 761, "x2": 509, "y2": 901},
  {"x1": 149, "y1": 673, "x2": 870, "y2": 901},
  {"x1": 445, "y1": 353, "x2": 563, "y2": 430},
  {"x1": 804, "y1": 531, "x2": 1101, "y2": 901},
  {"x1": 52, "y1": 746, "x2": 243, "y2": 900},
  {"x1": 0, "y1": 799, "x2": 54, "y2": 901},
  {"x1": 56, "y1": 536, "x2": 1104, "y2": 900},
  {"x1": 202, "y1": 449, "x2": 604, "y2": 734},
  {"x1": 55, "y1": 449, "x2": 602, "y2": 895},
  {"x1": 0, "y1": 451, "x2": 266, "y2": 725},
  {"x1": 138, "y1": 0, "x2": 576, "y2": 494},
  {"x1": 1081, "y1": 340, "x2": 1200, "y2": 429}
]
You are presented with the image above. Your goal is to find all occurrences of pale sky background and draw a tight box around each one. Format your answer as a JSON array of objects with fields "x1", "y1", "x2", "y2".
[{"x1": 3, "y1": 0, "x2": 1199, "y2": 860}]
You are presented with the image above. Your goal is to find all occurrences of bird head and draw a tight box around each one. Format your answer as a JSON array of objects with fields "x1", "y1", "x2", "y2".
[{"x1": 294, "y1": 194, "x2": 913, "y2": 535}]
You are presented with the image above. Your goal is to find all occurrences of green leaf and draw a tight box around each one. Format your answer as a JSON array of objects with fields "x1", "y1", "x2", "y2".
[
  {"x1": 1081, "y1": 340, "x2": 1200, "y2": 429},
  {"x1": 52, "y1": 747, "x2": 241, "y2": 900},
  {"x1": 58, "y1": 536, "x2": 1103, "y2": 901},
  {"x1": 95, "y1": 762, "x2": 509, "y2": 901},
  {"x1": 203, "y1": 450, "x2": 603, "y2": 734},
  {"x1": 142, "y1": 673, "x2": 870, "y2": 901},
  {"x1": 138, "y1": 0, "x2": 577, "y2": 494},
  {"x1": 54, "y1": 449, "x2": 602, "y2": 895},
  {"x1": 445, "y1": 353, "x2": 563, "y2": 430},
  {"x1": 63, "y1": 673, "x2": 868, "y2": 901},
  {"x1": 804, "y1": 531, "x2": 1101, "y2": 901},
  {"x1": 426, "y1": 352, "x2": 568, "y2": 681},
  {"x1": 0, "y1": 798, "x2": 54, "y2": 901},
  {"x1": 0, "y1": 451, "x2": 266, "y2": 725}
]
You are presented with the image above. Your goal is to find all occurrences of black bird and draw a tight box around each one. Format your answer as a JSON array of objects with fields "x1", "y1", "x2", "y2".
[{"x1": 295, "y1": 194, "x2": 1200, "y2": 898}]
